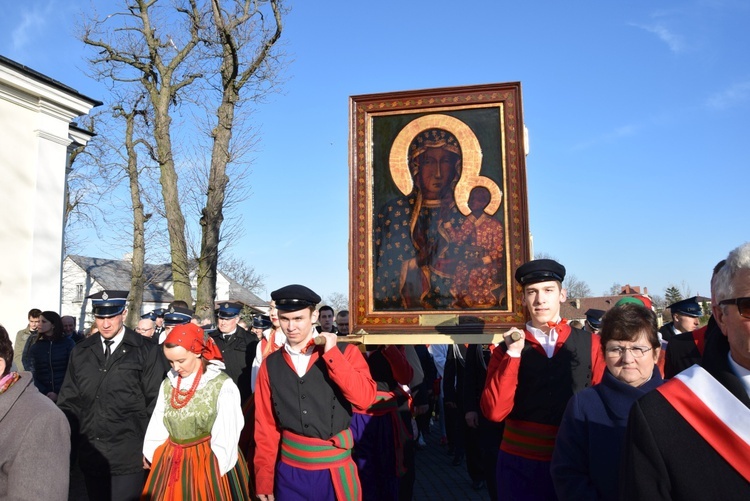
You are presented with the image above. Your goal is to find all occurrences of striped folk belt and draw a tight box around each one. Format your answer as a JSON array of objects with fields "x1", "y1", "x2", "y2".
[
  {"x1": 281, "y1": 429, "x2": 361, "y2": 500},
  {"x1": 366, "y1": 390, "x2": 409, "y2": 477},
  {"x1": 500, "y1": 419, "x2": 559, "y2": 461}
]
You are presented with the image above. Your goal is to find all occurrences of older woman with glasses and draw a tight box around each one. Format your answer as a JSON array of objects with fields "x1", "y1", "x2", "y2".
[{"x1": 550, "y1": 302, "x2": 664, "y2": 501}]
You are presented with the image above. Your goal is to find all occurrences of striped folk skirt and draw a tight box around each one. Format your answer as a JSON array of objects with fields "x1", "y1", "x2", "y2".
[{"x1": 141, "y1": 435, "x2": 250, "y2": 500}]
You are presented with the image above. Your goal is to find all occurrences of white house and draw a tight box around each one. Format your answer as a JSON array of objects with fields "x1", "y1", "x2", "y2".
[
  {"x1": 0, "y1": 55, "x2": 100, "y2": 335},
  {"x1": 62, "y1": 254, "x2": 268, "y2": 329}
]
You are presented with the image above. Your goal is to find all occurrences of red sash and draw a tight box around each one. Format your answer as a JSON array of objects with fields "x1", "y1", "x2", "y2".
[
  {"x1": 657, "y1": 365, "x2": 750, "y2": 482},
  {"x1": 280, "y1": 429, "x2": 361, "y2": 500},
  {"x1": 692, "y1": 325, "x2": 707, "y2": 356}
]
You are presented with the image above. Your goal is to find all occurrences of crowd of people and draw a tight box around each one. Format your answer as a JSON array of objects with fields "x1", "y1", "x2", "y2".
[{"x1": 1, "y1": 242, "x2": 749, "y2": 500}]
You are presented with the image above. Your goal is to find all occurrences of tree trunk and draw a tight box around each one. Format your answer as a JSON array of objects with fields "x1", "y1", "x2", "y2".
[
  {"x1": 152, "y1": 100, "x2": 192, "y2": 304},
  {"x1": 121, "y1": 104, "x2": 146, "y2": 329}
]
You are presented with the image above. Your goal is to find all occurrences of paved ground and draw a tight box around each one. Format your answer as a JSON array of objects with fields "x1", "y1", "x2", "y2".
[
  {"x1": 413, "y1": 428, "x2": 492, "y2": 501},
  {"x1": 68, "y1": 422, "x2": 491, "y2": 500}
]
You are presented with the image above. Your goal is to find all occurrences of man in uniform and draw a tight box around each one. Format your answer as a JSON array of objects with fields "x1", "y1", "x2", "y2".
[
  {"x1": 664, "y1": 261, "x2": 725, "y2": 378},
  {"x1": 621, "y1": 243, "x2": 750, "y2": 500},
  {"x1": 57, "y1": 290, "x2": 165, "y2": 501},
  {"x1": 250, "y1": 314, "x2": 273, "y2": 339},
  {"x1": 254, "y1": 284, "x2": 376, "y2": 500},
  {"x1": 156, "y1": 305, "x2": 193, "y2": 343},
  {"x1": 659, "y1": 297, "x2": 702, "y2": 342},
  {"x1": 209, "y1": 301, "x2": 257, "y2": 401},
  {"x1": 136, "y1": 312, "x2": 157, "y2": 340},
  {"x1": 152, "y1": 308, "x2": 166, "y2": 340},
  {"x1": 584, "y1": 308, "x2": 605, "y2": 334},
  {"x1": 481, "y1": 259, "x2": 605, "y2": 500}
]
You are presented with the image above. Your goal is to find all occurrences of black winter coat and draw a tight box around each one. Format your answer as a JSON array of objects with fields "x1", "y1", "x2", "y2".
[
  {"x1": 29, "y1": 335, "x2": 75, "y2": 395},
  {"x1": 57, "y1": 328, "x2": 166, "y2": 476},
  {"x1": 209, "y1": 325, "x2": 257, "y2": 402}
]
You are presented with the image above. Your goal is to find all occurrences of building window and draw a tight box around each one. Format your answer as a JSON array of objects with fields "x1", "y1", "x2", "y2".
[{"x1": 76, "y1": 284, "x2": 84, "y2": 302}]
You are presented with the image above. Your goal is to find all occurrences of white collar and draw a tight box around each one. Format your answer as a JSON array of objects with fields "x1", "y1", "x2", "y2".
[{"x1": 727, "y1": 352, "x2": 750, "y2": 399}]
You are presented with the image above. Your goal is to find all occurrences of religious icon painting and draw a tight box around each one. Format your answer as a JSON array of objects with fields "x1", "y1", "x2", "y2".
[{"x1": 349, "y1": 82, "x2": 531, "y2": 335}]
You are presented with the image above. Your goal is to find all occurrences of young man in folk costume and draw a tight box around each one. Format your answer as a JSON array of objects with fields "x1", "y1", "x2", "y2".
[
  {"x1": 481, "y1": 259, "x2": 605, "y2": 500},
  {"x1": 254, "y1": 285, "x2": 376, "y2": 501},
  {"x1": 621, "y1": 242, "x2": 750, "y2": 500}
]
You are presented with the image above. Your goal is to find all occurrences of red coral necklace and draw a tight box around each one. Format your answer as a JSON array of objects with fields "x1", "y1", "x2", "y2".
[{"x1": 171, "y1": 364, "x2": 203, "y2": 409}]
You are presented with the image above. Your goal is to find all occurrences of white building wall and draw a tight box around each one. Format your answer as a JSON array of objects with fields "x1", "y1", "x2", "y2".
[{"x1": 0, "y1": 60, "x2": 98, "y2": 334}]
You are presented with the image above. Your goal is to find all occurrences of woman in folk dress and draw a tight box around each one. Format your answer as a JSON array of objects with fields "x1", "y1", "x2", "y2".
[{"x1": 142, "y1": 323, "x2": 250, "y2": 500}]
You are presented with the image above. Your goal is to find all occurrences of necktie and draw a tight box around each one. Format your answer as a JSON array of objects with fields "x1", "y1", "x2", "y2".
[{"x1": 104, "y1": 340, "x2": 114, "y2": 360}]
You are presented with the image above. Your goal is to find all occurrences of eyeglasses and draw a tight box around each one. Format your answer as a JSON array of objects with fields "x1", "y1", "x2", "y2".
[
  {"x1": 135, "y1": 327, "x2": 154, "y2": 333},
  {"x1": 719, "y1": 297, "x2": 750, "y2": 319},
  {"x1": 605, "y1": 346, "x2": 652, "y2": 358}
]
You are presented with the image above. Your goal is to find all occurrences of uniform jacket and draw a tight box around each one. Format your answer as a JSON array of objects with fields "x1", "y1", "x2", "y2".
[
  {"x1": 551, "y1": 366, "x2": 663, "y2": 501},
  {"x1": 663, "y1": 316, "x2": 719, "y2": 378},
  {"x1": 658, "y1": 322, "x2": 679, "y2": 343},
  {"x1": 57, "y1": 328, "x2": 166, "y2": 476},
  {"x1": 0, "y1": 372, "x2": 70, "y2": 500},
  {"x1": 621, "y1": 331, "x2": 750, "y2": 500},
  {"x1": 209, "y1": 325, "x2": 257, "y2": 401}
]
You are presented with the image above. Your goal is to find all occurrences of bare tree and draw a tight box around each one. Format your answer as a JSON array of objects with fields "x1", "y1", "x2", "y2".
[
  {"x1": 606, "y1": 283, "x2": 623, "y2": 296},
  {"x1": 219, "y1": 255, "x2": 265, "y2": 294},
  {"x1": 564, "y1": 275, "x2": 591, "y2": 299},
  {"x1": 325, "y1": 292, "x2": 349, "y2": 313},
  {"x1": 194, "y1": 0, "x2": 284, "y2": 320},
  {"x1": 115, "y1": 94, "x2": 153, "y2": 327},
  {"x1": 79, "y1": 1, "x2": 287, "y2": 316}
]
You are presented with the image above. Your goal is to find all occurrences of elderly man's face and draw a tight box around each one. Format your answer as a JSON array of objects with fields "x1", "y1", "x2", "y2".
[
  {"x1": 62, "y1": 316, "x2": 76, "y2": 334},
  {"x1": 715, "y1": 268, "x2": 750, "y2": 370},
  {"x1": 136, "y1": 319, "x2": 156, "y2": 338},
  {"x1": 218, "y1": 315, "x2": 239, "y2": 334},
  {"x1": 336, "y1": 314, "x2": 350, "y2": 335}
]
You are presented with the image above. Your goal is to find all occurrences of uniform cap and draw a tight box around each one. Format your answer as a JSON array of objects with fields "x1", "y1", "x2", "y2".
[
  {"x1": 252, "y1": 314, "x2": 273, "y2": 330},
  {"x1": 217, "y1": 302, "x2": 243, "y2": 319},
  {"x1": 163, "y1": 305, "x2": 194, "y2": 326},
  {"x1": 271, "y1": 284, "x2": 321, "y2": 312},
  {"x1": 88, "y1": 290, "x2": 129, "y2": 318},
  {"x1": 584, "y1": 308, "x2": 605, "y2": 328},
  {"x1": 141, "y1": 311, "x2": 157, "y2": 321},
  {"x1": 514, "y1": 259, "x2": 566, "y2": 286},
  {"x1": 668, "y1": 297, "x2": 703, "y2": 317}
]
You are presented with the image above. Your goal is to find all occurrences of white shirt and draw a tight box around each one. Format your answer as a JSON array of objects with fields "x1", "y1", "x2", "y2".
[
  {"x1": 251, "y1": 328, "x2": 286, "y2": 392},
  {"x1": 283, "y1": 329, "x2": 320, "y2": 377},
  {"x1": 728, "y1": 352, "x2": 750, "y2": 399},
  {"x1": 142, "y1": 362, "x2": 243, "y2": 475},
  {"x1": 101, "y1": 327, "x2": 126, "y2": 355},
  {"x1": 525, "y1": 320, "x2": 561, "y2": 358}
]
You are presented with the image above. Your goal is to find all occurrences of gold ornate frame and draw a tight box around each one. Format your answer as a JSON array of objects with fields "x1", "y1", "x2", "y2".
[{"x1": 349, "y1": 83, "x2": 530, "y2": 336}]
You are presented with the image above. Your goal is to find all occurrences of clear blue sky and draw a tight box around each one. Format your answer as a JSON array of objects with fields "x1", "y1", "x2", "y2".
[{"x1": 2, "y1": 0, "x2": 748, "y2": 303}]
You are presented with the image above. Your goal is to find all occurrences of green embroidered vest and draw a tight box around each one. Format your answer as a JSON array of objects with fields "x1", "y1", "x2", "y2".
[{"x1": 161, "y1": 370, "x2": 229, "y2": 441}]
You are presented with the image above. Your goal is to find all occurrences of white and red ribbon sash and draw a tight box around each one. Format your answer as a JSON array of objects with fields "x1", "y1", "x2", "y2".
[{"x1": 657, "y1": 364, "x2": 750, "y2": 482}]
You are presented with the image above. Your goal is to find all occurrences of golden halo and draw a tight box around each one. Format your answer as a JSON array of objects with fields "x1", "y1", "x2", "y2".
[{"x1": 388, "y1": 114, "x2": 502, "y2": 216}]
